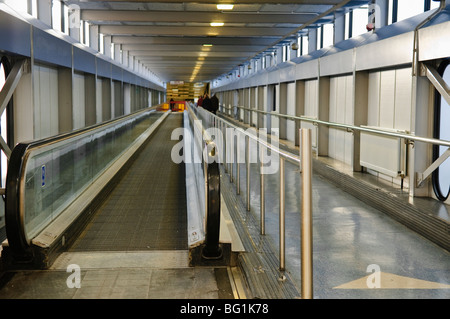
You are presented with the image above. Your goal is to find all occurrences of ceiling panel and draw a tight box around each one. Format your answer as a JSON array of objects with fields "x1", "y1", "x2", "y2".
[{"x1": 64, "y1": 0, "x2": 367, "y2": 83}]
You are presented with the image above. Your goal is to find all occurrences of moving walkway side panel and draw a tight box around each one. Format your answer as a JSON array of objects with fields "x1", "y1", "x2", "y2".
[
  {"x1": 184, "y1": 106, "x2": 244, "y2": 267},
  {"x1": 2, "y1": 109, "x2": 170, "y2": 270}
]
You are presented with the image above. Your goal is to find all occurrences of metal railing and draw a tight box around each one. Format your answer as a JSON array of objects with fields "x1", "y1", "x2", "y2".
[
  {"x1": 230, "y1": 104, "x2": 450, "y2": 148},
  {"x1": 220, "y1": 103, "x2": 450, "y2": 193},
  {"x1": 186, "y1": 105, "x2": 222, "y2": 260},
  {"x1": 199, "y1": 105, "x2": 314, "y2": 299}
]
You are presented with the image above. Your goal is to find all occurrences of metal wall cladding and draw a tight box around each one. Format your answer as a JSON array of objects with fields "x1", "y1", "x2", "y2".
[
  {"x1": 73, "y1": 46, "x2": 96, "y2": 75},
  {"x1": 0, "y1": 10, "x2": 31, "y2": 57},
  {"x1": 33, "y1": 27, "x2": 72, "y2": 68}
]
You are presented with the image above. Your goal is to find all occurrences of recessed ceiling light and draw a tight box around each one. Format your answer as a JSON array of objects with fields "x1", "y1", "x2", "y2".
[
  {"x1": 202, "y1": 44, "x2": 213, "y2": 47},
  {"x1": 210, "y1": 22, "x2": 224, "y2": 27},
  {"x1": 217, "y1": 4, "x2": 234, "y2": 10}
]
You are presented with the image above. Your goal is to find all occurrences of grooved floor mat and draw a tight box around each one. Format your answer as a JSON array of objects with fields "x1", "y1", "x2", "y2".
[{"x1": 70, "y1": 114, "x2": 187, "y2": 251}]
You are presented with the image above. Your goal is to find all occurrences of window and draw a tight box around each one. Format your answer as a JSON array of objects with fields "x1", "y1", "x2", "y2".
[
  {"x1": 344, "y1": 7, "x2": 369, "y2": 40},
  {"x1": 62, "y1": 3, "x2": 70, "y2": 34},
  {"x1": 282, "y1": 45, "x2": 290, "y2": 62},
  {"x1": 301, "y1": 36, "x2": 308, "y2": 56},
  {"x1": 85, "y1": 21, "x2": 90, "y2": 45},
  {"x1": 4, "y1": 0, "x2": 28, "y2": 14},
  {"x1": 99, "y1": 33, "x2": 105, "y2": 54},
  {"x1": 317, "y1": 27, "x2": 322, "y2": 50},
  {"x1": 80, "y1": 21, "x2": 90, "y2": 46},
  {"x1": 432, "y1": 59, "x2": 450, "y2": 201},
  {"x1": 390, "y1": 0, "x2": 441, "y2": 24},
  {"x1": 0, "y1": 63, "x2": 5, "y2": 91},
  {"x1": 0, "y1": 57, "x2": 11, "y2": 190},
  {"x1": 30, "y1": 0, "x2": 38, "y2": 18},
  {"x1": 398, "y1": 0, "x2": 425, "y2": 21},
  {"x1": 345, "y1": 11, "x2": 352, "y2": 39},
  {"x1": 352, "y1": 6, "x2": 368, "y2": 38},
  {"x1": 429, "y1": 0, "x2": 441, "y2": 10},
  {"x1": 322, "y1": 23, "x2": 334, "y2": 48},
  {"x1": 52, "y1": 0, "x2": 62, "y2": 32}
]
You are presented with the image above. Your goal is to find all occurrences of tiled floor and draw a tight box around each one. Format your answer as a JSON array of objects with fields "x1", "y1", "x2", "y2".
[
  {"x1": 222, "y1": 129, "x2": 450, "y2": 299},
  {"x1": 0, "y1": 251, "x2": 227, "y2": 299}
]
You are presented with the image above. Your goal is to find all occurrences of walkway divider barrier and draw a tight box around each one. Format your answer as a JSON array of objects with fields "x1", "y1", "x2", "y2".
[
  {"x1": 200, "y1": 105, "x2": 314, "y2": 298},
  {"x1": 185, "y1": 105, "x2": 227, "y2": 265}
]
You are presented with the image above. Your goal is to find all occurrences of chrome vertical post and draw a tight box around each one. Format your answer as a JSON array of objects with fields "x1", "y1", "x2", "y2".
[
  {"x1": 223, "y1": 122, "x2": 228, "y2": 174},
  {"x1": 220, "y1": 120, "x2": 224, "y2": 166},
  {"x1": 260, "y1": 145, "x2": 265, "y2": 235},
  {"x1": 301, "y1": 128, "x2": 313, "y2": 299},
  {"x1": 246, "y1": 135, "x2": 250, "y2": 211},
  {"x1": 279, "y1": 156, "x2": 285, "y2": 271},
  {"x1": 230, "y1": 141, "x2": 234, "y2": 183},
  {"x1": 236, "y1": 131, "x2": 240, "y2": 195}
]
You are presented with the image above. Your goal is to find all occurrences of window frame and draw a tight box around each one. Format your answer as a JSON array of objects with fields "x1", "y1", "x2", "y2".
[
  {"x1": 432, "y1": 58, "x2": 450, "y2": 201},
  {"x1": 0, "y1": 56, "x2": 14, "y2": 190}
]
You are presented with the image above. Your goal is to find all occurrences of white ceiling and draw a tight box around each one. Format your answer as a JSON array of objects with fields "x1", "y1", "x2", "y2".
[{"x1": 64, "y1": 0, "x2": 369, "y2": 83}]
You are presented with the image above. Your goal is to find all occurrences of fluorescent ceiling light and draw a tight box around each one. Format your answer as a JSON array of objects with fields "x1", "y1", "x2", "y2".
[
  {"x1": 217, "y1": 4, "x2": 234, "y2": 10},
  {"x1": 210, "y1": 22, "x2": 224, "y2": 27},
  {"x1": 202, "y1": 44, "x2": 213, "y2": 47}
]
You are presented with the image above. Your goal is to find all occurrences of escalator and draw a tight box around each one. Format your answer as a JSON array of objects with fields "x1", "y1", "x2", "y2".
[{"x1": 70, "y1": 113, "x2": 187, "y2": 252}]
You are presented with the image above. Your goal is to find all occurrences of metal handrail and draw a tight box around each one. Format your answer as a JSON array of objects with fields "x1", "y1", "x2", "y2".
[
  {"x1": 187, "y1": 104, "x2": 222, "y2": 260},
  {"x1": 214, "y1": 108, "x2": 301, "y2": 165},
  {"x1": 201, "y1": 106, "x2": 314, "y2": 298},
  {"x1": 233, "y1": 105, "x2": 450, "y2": 148}
]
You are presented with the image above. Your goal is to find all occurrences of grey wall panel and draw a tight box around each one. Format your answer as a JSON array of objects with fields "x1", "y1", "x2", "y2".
[
  {"x1": 320, "y1": 50, "x2": 354, "y2": 77},
  {"x1": 112, "y1": 64, "x2": 123, "y2": 82},
  {"x1": 96, "y1": 57, "x2": 111, "y2": 78},
  {"x1": 355, "y1": 32, "x2": 414, "y2": 71},
  {"x1": 123, "y1": 70, "x2": 132, "y2": 84},
  {"x1": 279, "y1": 63, "x2": 296, "y2": 83},
  {"x1": 33, "y1": 28, "x2": 72, "y2": 68},
  {"x1": 0, "y1": 11, "x2": 31, "y2": 57},
  {"x1": 267, "y1": 69, "x2": 280, "y2": 84},
  {"x1": 73, "y1": 46, "x2": 96, "y2": 75},
  {"x1": 296, "y1": 60, "x2": 318, "y2": 80},
  {"x1": 419, "y1": 20, "x2": 450, "y2": 61}
]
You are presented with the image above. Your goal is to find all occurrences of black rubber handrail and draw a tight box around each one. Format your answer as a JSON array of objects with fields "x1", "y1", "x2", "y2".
[
  {"x1": 202, "y1": 150, "x2": 222, "y2": 260},
  {"x1": 188, "y1": 105, "x2": 222, "y2": 259},
  {"x1": 5, "y1": 106, "x2": 159, "y2": 259}
]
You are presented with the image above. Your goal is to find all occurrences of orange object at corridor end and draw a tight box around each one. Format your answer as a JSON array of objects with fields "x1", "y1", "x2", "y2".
[{"x1": 159, "y1": 100, "x2": 187, "y2": 112}]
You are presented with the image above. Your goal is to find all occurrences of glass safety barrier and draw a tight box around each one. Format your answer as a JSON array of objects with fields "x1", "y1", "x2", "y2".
[{"x1": 5, "y1": 106, "x2": 162, "y2": 256}]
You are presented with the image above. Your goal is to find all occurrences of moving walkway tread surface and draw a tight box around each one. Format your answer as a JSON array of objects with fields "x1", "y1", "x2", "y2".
[{"x1": 70, "y1": 112, "x2": 187, "y2": 251}]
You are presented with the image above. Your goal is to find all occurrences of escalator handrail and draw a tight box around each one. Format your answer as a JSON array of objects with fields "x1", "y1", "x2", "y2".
[
  {"x1": 187, "y1": 104, "x2": 222, "y2": 259},
  {"x1": 5, "y1": 105, "x2": 160, "y2": 257}
]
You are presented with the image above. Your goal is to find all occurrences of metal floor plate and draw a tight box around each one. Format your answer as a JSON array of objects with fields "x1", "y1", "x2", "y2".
[{"x1": 50, "y1": 250, "x2": 190, "y2": 270}]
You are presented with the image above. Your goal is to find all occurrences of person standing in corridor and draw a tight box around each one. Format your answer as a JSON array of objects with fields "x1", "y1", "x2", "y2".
[
  {"x1": 203, "y1": 94, "x2": 212, "y2": 112},
  {"x1": 211, "y1": 94, "x2": 219, "y2": 115}
]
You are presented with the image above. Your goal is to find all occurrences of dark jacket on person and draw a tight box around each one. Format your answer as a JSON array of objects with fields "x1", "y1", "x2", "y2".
[
  {"x1": 210, "y1": 95, "x2": 219, "y2": 114},
  {"x1": 203, "y1": 96, "x2": 212, "y2": 112}
]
